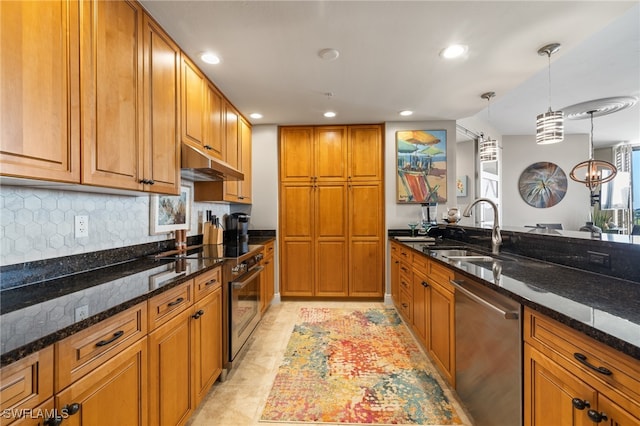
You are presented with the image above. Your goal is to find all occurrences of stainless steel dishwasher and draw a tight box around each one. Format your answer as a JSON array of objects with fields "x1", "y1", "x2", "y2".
[{"x1": 450, "y1": 278, "x2": 522, "y2": 426}]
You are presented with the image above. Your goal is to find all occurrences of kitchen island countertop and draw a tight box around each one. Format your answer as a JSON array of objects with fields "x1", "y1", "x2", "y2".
[{"x1": 393, "y1": 238, "x2": 640, "y2": 360}]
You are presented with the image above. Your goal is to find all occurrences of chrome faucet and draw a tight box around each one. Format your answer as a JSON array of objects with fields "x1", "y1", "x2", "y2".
[{"x1": 462, "y1": 198, "x2": 502, "y2": 255}]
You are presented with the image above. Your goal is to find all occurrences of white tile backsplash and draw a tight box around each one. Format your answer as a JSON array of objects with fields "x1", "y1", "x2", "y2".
[{"x1": 0, "y1": 183, "x2": 229, "y2": 266}]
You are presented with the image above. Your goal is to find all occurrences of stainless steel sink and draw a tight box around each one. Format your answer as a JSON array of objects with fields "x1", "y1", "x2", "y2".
[
  {"x1": 430, "y1": 249, "x2": 497, "y2": 262},
  {"x1": 444, "y1": 255, "x2": 495, "y2": 262},
  {"x1": 395, "y1": 236, "x2": 435, "y2": 243}
]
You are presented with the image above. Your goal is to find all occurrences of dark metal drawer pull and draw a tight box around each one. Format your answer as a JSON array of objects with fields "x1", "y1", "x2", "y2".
[
  {"x1": 422, "y1": 281, "x2": 429, "y2": 288},
  {"x1": 167, "y1": 297, "x2": 185, "y2": 307},
  {"x1": 587, "y1": 409, "x2": 608, "y2": 423},
  {"x1": 205, "y1": 278, "x2": 218, "y2": 286},
  {"x1": 95, "y1": 330, "x2": 124, "y2": 347},
  {"x1": 571, "y1": 398, "x2": 590, "y2": 410},
  {"x1": 192, "y1": 309, "x2": 205, "y2": 319},
  {"x1": 573, "y1": 353, "x2": 612, "y2": 376}
]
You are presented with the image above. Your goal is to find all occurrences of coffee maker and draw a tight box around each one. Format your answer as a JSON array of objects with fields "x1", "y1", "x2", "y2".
[{"x1": 224, "y1": 213, "x2": 250, "y2": 255}]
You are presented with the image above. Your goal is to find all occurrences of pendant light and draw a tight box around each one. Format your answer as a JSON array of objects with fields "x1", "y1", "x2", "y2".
[
  {"x1": 569, "y1": 110, "x2": 617, "y2": 191},
  {"x1": 479, "y1": 92, "x2": 498, "y2": 162},
  {"x1": 536, "y1": 43, "x2": 564, "y2": 145}
]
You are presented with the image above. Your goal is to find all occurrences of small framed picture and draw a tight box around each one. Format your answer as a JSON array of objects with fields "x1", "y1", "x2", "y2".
[
  {"x1": 456, "y1": 176, "x2": 468, "y2": 197},
  {"x1": 150, "y1": 186, "x2": 191, "y2": 235}
]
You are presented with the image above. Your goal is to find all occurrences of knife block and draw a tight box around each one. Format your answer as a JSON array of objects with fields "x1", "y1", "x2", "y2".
[{"x1": 203, "y1": 223, "x2": 223, "y2": 245}]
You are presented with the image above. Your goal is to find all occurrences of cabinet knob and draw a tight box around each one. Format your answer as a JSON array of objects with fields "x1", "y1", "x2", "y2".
[
  {"x1": 587, "y1": 410, "x2": 608, "y2": 423},
  {"x1": 204, "y1": 145, "x2": 213, "y2": 150},
  {"x1": 192, "y1": 309, "x2": 205, "y2": 319},
  {"x1": 63, "y1": 403, "x2": 81, "y2": 416},
  {"x1": 422, "y1": 281, "x2": 429, "y2": 288},
  {"x1": 43, "y1": 413, "x2": 64, "y2": 426},
  {"x1": 571, "y1": 398, "x2": 590, "y2": 410}
]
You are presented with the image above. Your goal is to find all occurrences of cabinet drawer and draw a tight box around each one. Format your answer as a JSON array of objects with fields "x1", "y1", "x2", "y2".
[
  {"x1": 264, "y1": 241, "x2": 275, "y2": 259},
  {"x1": 399, "y1": 269, "x2": 412, "y2": 294},
  {"x1": 55, "y1": 302, "x2": 147, "y2": 392},
  {"x1": 398, "y1": 289, "x2": 412, "y2": 322},
  {"x1": 194, "y1": 267, "x2": 222, "y2": 301},
  {"x1": 398, "y1": 245, "x2": 412, "y2": 262},
  {"x1": 524, "y1": 308, "x2": 640, "y2": 405},
  {"x1": 412, "y1": 253, "x2": 429, "y2": 274},
  {"x1": 148, "y1": 280, "x2": 194, "y2": 330},
  {"x1": 6, "y1": 398, "x2": 54, "y2": 426},
  {"x1": 1, "y1": 347, "x2": 53, "y2": 426},
  {"x1": 430, "y1": 261, "x2": 454, "y2": 290}
]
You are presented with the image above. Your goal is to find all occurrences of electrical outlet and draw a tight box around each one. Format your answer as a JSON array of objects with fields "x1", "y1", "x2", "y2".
[
  {"x1": 75, "y1": 305, "x2": 89, "y2": 322},
  {"x1": 75, "y1": 215, "x2": 89, "y2": 238}
]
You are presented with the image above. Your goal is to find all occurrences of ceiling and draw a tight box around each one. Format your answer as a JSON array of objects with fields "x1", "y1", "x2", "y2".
[{"x1": 140, "y1": 1, "x2": 640, "y2": 148}]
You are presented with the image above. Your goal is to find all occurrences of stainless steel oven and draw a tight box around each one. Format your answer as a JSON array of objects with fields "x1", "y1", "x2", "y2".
[{"x1": 226, "y1": 251, "x2": 263, "y2": 364}]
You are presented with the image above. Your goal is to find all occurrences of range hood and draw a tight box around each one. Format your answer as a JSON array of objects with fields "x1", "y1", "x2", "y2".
[{"x1": 180, "y1": 143, "x2": 244, "y2": 181}]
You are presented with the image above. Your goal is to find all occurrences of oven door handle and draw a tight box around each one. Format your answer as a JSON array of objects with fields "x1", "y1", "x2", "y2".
[{"x1": 231, "y1": 266, "x2": 264, "y2": 289}]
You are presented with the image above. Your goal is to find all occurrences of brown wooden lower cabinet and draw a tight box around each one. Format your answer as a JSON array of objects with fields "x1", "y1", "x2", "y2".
[
  {"x1": 524, "y1": 308, "x2": 640, "y2": 426},
  {"x1": 193, "y1": 286, "x2": 223, "y2": 405},
  {"x1": 55, "y1": 338, "x2": 147, "y2": 426},
  {"x1": 148, "y1": 308, "x2": 194, "y2": 426},
  {"x1": 7, "y1": 398, "x2": 55, "y2": 426}
]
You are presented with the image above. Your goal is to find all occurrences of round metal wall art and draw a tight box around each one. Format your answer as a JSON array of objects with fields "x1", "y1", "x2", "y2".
[{"x1": 518, "y1": 162, "x2": 567, "y2": 208}]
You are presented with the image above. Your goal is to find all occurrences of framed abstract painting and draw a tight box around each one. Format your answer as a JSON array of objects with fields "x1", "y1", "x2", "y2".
[
  {"x1": 518, "y1": 162, "x2": 567, "y2": 208},
  {"x1": 396, "y1": 130, "x2": 447, "y2": 204}
]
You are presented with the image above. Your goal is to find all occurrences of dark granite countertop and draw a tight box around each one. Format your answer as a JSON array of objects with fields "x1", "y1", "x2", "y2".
[
  {"x1": 0, "y1": 241, "x2": 278, "y2": 367},
  {"x1": 392, "y1": 237, "x2": 640, "y2": 360}
]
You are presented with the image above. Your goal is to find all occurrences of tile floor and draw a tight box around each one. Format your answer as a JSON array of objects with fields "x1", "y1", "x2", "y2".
[{"x1": 187, "y1": 300, "x2": 473, "y2": 426}]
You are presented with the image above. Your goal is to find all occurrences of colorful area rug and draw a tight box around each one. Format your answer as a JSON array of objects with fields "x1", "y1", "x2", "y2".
[{"x1": 260, "y1": 307, "x2": 463, "y2": 425}]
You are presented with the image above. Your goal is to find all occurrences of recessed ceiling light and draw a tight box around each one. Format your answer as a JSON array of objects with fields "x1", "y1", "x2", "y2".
[
  {"x1": 318, "y1": 48, "x2": 340, "y2": 61},
  {"x1": 250, "y1": 113, "x2": 263, "y2": 119},
  {"x1": 399, "y1": 110, "x2": 413, "y2": 116},
  {"x1": 200, "y1": 52, "x2": 220, "y2": 64},
  {"x1": 324, "y1": 111, "x2": 336, "y2": 118},
  {"x1": 440, "y1": 44, "x2": 468, "y2": 59}
]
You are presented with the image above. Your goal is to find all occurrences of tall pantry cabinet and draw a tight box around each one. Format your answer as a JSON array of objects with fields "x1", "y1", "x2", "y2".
[{"x1": 279, "y1": 125, "x2": 384, "y2": 298}]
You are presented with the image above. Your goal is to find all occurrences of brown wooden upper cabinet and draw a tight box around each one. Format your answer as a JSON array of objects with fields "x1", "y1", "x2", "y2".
[
  {"x1": 193, "y1": 103, "x2": 252, "y2": 204},
  {"x1": 1, "y1": 0, "x2": 180, "y2": 194},
  {"x1": 0, "y1": 0, "x2": 81, "y2": 183}
]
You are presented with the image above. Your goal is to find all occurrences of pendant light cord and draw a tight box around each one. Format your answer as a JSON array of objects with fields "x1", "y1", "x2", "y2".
[{"x1": 547, "y1": 52, "x2": 552, "y2": 111}]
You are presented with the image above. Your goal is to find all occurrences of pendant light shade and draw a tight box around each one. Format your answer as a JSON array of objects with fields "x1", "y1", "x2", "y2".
[
  {"x1": 479, "y1": 137, "x2": 498, "y2": 162},
  {"x1": 536, "y1": 43, "x2": 564, "y2": 145},
  {"x1": 479, "y1": 91, "x2": 498, "y2": 162},
  {"x1": 536, "y1": 109, "x2": 564, "y2": 144},
  {"x1": 569, "y1": 111, "x2": 617, "y2": 189}
]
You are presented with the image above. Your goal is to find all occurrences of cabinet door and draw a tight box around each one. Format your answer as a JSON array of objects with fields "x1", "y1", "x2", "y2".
[
  {"x1": 280, "y1": 184, "x2": 314, "y2": 296},
  {"x1": 315, "y1": 183, "x2": 348, "y2": 297},
  {"x1": 262, "y1": 250, "x2": 275, "y2": 312},
  {"x1": 0, "y1": 0, "x2": 80, "y2": 183},
  {"x1": 222, "y1": 103, "x2": 240, "y2": 201},
  {"x1": 148, "y1": 309, "x2": 194, "y2": 426},
  {"x1": 142, "y1": 14, "x2": 180, "y2": 195},
  {"x1": 80, "y1": 0, "x2": 144, "y2": 190},
  {"x1": 390, "y1": 252, "x2": 400, "y2": 308},
  {"x1": 315, "y1": 126, "x2": 347, "y2": 181},
  {"x1": 238, "y1": 117, "x2": 252, "y2": 203},
  {"x1": 411, "y1": 269, "x2": 428, "y2": 345},
  {"x1": 193, "y1": 286, "x2": 222, "y2": 405},
  {"x1": 348, "y1": 183, "x2": 383, "y2": 297},
  {"x1": 348, "y1": 125, "x2": 382, "y2": 181},
  {"x1": 429, "y1": 281, "x2": 455, "y2": 384},
  {"x1": 0, "y1": 347, "x2": 53, "y2": 426},
  {"x1": 279, "y1": 127, "x2": 314, "y2": 182},
  {"x1": 203, "y1": 84, "x2": 224, "y2": 159},
  {"x1": 595, "y1": 394, "x2": 640, "y2": 426},
  {"x1": 181, "y1": 56, "x2": 204, "y2": 147},
  {"x1": 55, "y1": 338, "x2": 147, "y2": 426},
  {"x1": 524, "y1": 344, "x2": 595, "y2": 426},
  {"x1": 8, "y1": 398, "x2": 54, "y2": 426}
]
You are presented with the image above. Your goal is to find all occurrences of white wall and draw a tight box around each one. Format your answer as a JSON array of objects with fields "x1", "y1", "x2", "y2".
[
  {"x1": 385, "y1": 121, "x2": 457, "y2": 229},
  {"x1": 502, "y1": 134, "x2": 592, "y2": 231},
  {"x1": 246, "y1": 125, "x2": 279, "y2": 230}
]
